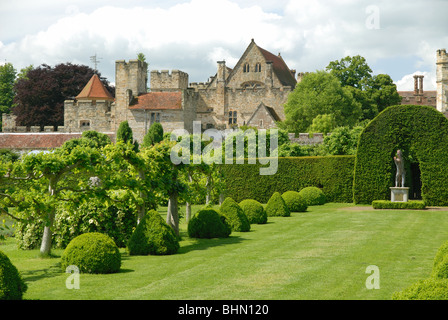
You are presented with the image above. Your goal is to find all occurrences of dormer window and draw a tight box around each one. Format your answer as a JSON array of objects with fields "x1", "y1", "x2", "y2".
[
  {"x1": 243, "y1": 63, "x2": 250, "y2": 73},
  {"x1": 255, "y1": 63, "x2": 262, "y2": 72}
]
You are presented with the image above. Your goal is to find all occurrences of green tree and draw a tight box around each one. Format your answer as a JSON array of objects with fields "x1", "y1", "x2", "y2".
[
  {"x1": 308, "y1": 114, "x2": 337, "y2": 135},
  {"x1": 0, "y1": 144, "x2": 103, "y2": 256},
  {"x1": 326, "y1": 55, "x2": 400, "y2": 120},
  {"x1": 368, "y1": 74, "x2": 402, "y2": 114},
  {"x1": 0, "y1": 63, "x2": 17, "y2": 130},
  {"x1": 281, "y1": 70, "x2": 362, "y2": 134}
]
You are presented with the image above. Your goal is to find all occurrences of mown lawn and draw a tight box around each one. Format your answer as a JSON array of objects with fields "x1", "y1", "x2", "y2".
[{"x1": 2, "y1": 203, "x2": 448, "y2": 300}]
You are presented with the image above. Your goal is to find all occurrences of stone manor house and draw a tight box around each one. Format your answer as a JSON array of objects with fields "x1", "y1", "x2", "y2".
[{"x1": 1, "y1": 41, "x2": 448, "y2": 152}]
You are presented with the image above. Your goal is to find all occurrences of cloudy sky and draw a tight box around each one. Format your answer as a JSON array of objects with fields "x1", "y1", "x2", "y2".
[{"x1": 1, "y1": 0, "x2": 447, "y2": 91}]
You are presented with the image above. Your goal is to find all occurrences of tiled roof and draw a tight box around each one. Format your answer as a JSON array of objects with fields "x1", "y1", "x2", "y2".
[
  {"x1": 0, "y1": 133, "x2": 115, "y2": 150},
  {"x1": 257, "y1": 45, "x2": 297, "y2": 87},
  {"x1": 128, "y1": 92, "x2": 182, "y2": 110},
  {"x1": 76, "y1": 74, "x2": 114, "y2": 101}
]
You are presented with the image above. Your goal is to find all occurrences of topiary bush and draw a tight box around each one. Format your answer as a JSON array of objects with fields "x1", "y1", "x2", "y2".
[
  {"x1": 265, "y1": 192, "x2": 290, "y2": 217},
  {"x1": 281, "y1": 191, "x2": 308, "y2": 212},
  {"x1": 239, "y1": 199, "x2": 267, "y2": 224},
  {"x1": 354, "y1": 105, "x2": 448, "y2": 206},
  {"x1": 298, "y1": 187, "x2": 326, "y2": 206},
  {"x1": 391, "y1": 278, "x2": 448, "y2": 300},
  {"x1": 220, "y1": 197, "x2": 250, "y2": 232},
  {"x1": 188, "y1": 208, "x2": 231, "y2": 239},
  {"x1": 432, "y1": 241, "x2": 448, "y2": 279},
  {"x1": 372, "y1": 200, "x2": 426, "y2": 210},
  {"x1": 127, "y1": 210, "x2": 179, "y2": 256},
  {"x1": 61, "y1": 232, "x2": 121, "y2": 274},
  {"x1": 0, "y1": 250, "x2": 27, "y2": 300}
]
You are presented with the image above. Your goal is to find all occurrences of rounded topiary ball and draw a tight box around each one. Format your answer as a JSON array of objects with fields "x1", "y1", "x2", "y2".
[
  {"x1": 265, "y1": 192, "x2": 290, "y2": 217},
  {"x1": 0, "y1": 251, "x2": 27, "y2": 300},
  {"x1": 61, "y1": 232, "x2": 121, "y2": 274},
  {"x1": 392, "y1": 278, "x2": 448, "y2": 300},
  {"x1": 128, "y1": 210, "x2": 179, "y2": 256},
  {"x1": 239, "y1": 199, "x2": 267, "y2": 224},
  {"x1": 298, "y1": 187, "x2": 326, "y2": 206},
  {"x1": 220, "y1": 197, "x2": 250, "y2": 232},
  {"x1": 188, "y1": 208, "x2": 232, "y2": 239},
  {"x1": 432, "y1": 241, "x2": 448, "y2": 279},
  {"x1": 282, "y1": 191, "x2": 308, "y2": 212}
]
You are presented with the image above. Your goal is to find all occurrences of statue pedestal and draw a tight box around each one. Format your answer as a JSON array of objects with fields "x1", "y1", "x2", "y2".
[{"x1": 390, "y1": 187, "x2": 409, "y2": 202}]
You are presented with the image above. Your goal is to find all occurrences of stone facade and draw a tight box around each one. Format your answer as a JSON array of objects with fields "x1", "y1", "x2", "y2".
[{"x1": 437, "y1": 49, "x2": 448, "y2": 114}]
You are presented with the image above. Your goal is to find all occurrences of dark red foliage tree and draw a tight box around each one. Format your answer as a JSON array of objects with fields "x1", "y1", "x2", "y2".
[{"x1": 13, "y1": 63, "x2": 114, "y2": 128}]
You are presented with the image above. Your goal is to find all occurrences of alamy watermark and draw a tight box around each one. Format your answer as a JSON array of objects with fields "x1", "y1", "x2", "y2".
[
  {"x1": 66, "y1": 265, "x2": 80, "y2": 290},
  {"x1": 365, "y1": 5, "x2": 380, "y2": 30},
  {"x1": 365, "y1": 265, "x2": 380, "y2": 289},
  {"x1": 170, "y1": 121, "x2": 278, "y2": 175}
]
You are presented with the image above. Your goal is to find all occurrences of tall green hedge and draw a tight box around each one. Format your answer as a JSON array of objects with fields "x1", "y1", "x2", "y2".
[
  {"x1": 221, "y1": 156, "x2": 354, "y2": 203},
  {"x1": 353, "y1": 105, "x2": 448, "y2": 206}
]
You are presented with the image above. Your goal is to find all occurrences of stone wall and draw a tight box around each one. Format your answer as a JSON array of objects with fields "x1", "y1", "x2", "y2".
[
  {"x1": 64, "y1": 99, "x2": 113, "y2": 133},
  {"x1": 437, "y1": 49, "x2": 448, "y2": 113},
  {"x1": 150, "y1": 70, "x2": 189, "y2": 92}
]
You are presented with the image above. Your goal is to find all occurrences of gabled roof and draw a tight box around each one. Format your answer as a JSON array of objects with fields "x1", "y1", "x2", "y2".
[
  {"x1": 246, "y1": 102, "x2": 281, "y2": 125},
  {"x1": 76, "y1": 74, "x2": 114, "y2": 101},
  {"x1": 128, "y1": 92, "x2": 182, "y2": 110},
  {"x1": 256, "y1": 45, "x2": 297, "y2": 87},
  {"x1": 226, "y1": 39, "x2": 297, "y2": 87}
]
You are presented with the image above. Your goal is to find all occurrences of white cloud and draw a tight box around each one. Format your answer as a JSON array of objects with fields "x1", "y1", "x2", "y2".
[
  {"x1": 395, "y1": 71, "x2": 437, "y2": 92},
  {"x1": 0, "y1": 0, "x2": 447, "y2": 87}
]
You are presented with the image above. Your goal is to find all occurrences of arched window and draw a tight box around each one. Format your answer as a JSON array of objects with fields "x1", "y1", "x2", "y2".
[
  {"x1": 243, "y1": 63, "x2": 250, "y2": 73},
  {"x1": 255, "y1": 63, "x2": 262, "y2": 72}
]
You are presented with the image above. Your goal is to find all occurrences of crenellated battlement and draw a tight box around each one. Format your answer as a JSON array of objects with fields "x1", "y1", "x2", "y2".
[
  {"x1": 150, "y1": 69, "x2": 189, "y2": 91},
  {"x1": 437, "y1": 49, "x2": 448, "y2": 63}
]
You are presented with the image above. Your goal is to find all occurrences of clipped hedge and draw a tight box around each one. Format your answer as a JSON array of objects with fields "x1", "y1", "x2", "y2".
[
  {"x1": 282, "y1": 191, "x2": 307, "y2": 212},
  {"x1": 372, "y1": 200, "x2": 426, "y2": 210},
  {"x1": 0, "y1": 251, "x2": 27, "y2": 300},
  {"x1": 188, "y1": 208, "x2": 232, "y2": 239},
  {"x1": 61, "y1": 232, "x2": 121, "y2": 274},
  {"x1": 298, "y1": 187, "x2": 326, "y2": 206},
  {"x1": 392, "y1": 278, "x2": 448, "y2": 300},
  {"x1": 239, "y1": 199, "x2": 267, "y2": 224},
  {"x1": 265, "y1": 192, "x2": 290, "y2": 217},
  {"x1": 127, "y1": 210, "x2": 179, "y2": 256},
  {"x1": 354, "y1": 105, "x2": 448, "y2": 206},
  {"x1": 221, "y1": 156, "x2": 355, "y2": 204},
  {"x1": 220, "y1": 198, "x2": 250, "y2": 232}
]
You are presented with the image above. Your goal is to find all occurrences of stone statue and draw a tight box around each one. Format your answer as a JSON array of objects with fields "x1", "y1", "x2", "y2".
[{"x1": 393, "y1": 149, "x2": 405, "y2": 187}]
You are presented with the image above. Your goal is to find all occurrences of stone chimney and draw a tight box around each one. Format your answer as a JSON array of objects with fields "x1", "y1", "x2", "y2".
[{"x1": 413, "y1": 75, "x2": 424, "y2": 95}]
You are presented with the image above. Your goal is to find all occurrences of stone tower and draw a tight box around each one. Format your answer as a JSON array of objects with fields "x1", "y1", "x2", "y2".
[
  {"x1": 115, "y1": 59, "x2": 148, "y2": 125},
  {"x1": 436, "y1": 49, "x2": 448, "y2": 113}
]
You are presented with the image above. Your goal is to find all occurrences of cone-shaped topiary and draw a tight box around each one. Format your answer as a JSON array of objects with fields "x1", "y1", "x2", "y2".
[
  {"x1": 220, "y1": 197, "x2": 251, "y2": 232},
  {"x1": 188, "y1": 207, "x2": 232, "y2": 239},
  {"x1": 265, "y1": 192, "x2": 290, "y2": 217},
  {"x1": 142, "y1": 122, "x2": 164, "y2": 148},
  {"x1": 0, "y1": 250, "x2": 27, "y2": 300},
  {"x1": 61, "y1": 232, "x2": 121, "y2": 274},
  {"x1": 127, "y1": 210, "x2": 179, "y2": 256},
  {"x1": 298, "y1": 187, "x2": 326, "y2": 206},
  {"x1": 239, "y1": 199, "x2": 267, "y2": 224},
  {"x1": 282, "y1": 191, "x2": 308, "y2": 212}
]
